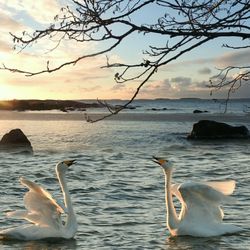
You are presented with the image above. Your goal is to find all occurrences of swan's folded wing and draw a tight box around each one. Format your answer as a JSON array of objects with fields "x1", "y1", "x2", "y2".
[{"x1": 19, "y1": 177, "x2": 64, "y2": 227}]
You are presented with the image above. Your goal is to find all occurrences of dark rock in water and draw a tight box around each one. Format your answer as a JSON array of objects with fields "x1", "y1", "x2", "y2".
[
  {"x1": 187, "y1": 120, "x2": 249, "y2": 140},
  {"x1": 193, "y1": 109, "x2": 208, "y2": 114},
  {"x1": 114, "y1": 105, "x2": 136, "y2": 110},
  {"x1": 151, "y1": 108, "x2": 168, "y2": 111},
  {"x1": 0, "y1": 129, "x2": 33, "y2": 154},
  {"x1": 0, "y1": 129, "x2": 31, "y2": 144}
]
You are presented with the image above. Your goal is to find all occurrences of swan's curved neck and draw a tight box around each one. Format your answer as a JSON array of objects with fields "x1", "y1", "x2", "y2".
[
  {"x1": 164, "y1": 169, "x2": 179, "y2": 230},
  {"x1": 57, "y1": 171, "x2": 77, "y2": 232}
]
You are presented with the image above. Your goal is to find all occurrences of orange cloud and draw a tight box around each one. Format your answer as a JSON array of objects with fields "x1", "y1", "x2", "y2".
[
  {"x1": 0, "y1": 40, "x2": 11, "y2": 52},
  {"x1": 0, "y1": 11, "x2": 23, "y2": 30}
]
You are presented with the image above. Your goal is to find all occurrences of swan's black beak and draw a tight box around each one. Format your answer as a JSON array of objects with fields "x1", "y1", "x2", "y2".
[
  {"x1": 64, "y1": 160, "x2": 76, "y2": 167},
  {"x1": 152, "y1": 156, "x2": 162, "y2": 165}
]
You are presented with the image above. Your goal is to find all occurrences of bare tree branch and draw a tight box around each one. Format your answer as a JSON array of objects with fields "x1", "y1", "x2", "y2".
[
  {"x1": 1, "y1": 0, "x2": 250, "y2": 121},
  {"x1": 86, "y1": 66, "x2": 156, "y2": 122},
  {"x1": 209, "y1": 65, "x2": 250, "y2": 111}
]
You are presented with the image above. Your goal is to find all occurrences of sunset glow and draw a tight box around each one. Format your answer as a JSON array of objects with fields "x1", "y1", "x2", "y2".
[
  {"x1": 0, "y1": 84, "x2": 15, "y2": 100},
  {"x1": 0, "y1": 1, "x2": 249, "y2": 100}
]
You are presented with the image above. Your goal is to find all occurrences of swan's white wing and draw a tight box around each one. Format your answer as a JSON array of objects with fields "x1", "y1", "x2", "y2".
[
  {"x1": 172, "y1": 180, "x2": 236, "y2": 204},
  {"x1": 205, "y1": 180, "x2": 235, "y2": 195},
  {"x1": 171, "y1": 183, "x2": 188, "y2": 221},
  {"x1": 171, "y1": 183, "x2": 184, "y2": 204},
  {"x1": 9, "y1": 177, "x2": 65, "y2": 228},
  {"x1": 20, "y1": 177, "x2": 64, "y2": 213},
  {"x1": 179, "y1": 182, "x2": 235, "y2": 203},
  {"x1": 178, "y1": 182, "x2": 232, "y2": 222},
  {"x1": 6, "y1": 210, "x2": 42, "y2": 225}
]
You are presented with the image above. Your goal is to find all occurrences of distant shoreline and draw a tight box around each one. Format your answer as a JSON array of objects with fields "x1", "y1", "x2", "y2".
[
  {"x1": 0, "y1": 99, "x2": 101, "y2": 112},
  {"x1": 1, "y1": 98, "x2": 249, "y2": 112}
]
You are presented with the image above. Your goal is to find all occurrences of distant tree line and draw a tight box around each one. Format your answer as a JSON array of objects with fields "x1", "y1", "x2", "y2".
[{"x1": 0, "y1": 100, "x2": 100, "y2": 111}]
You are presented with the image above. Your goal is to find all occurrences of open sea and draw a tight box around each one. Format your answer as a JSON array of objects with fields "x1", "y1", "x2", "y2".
[{"x1": 0, "y1": 98, "x2": 250, "y2": 249}]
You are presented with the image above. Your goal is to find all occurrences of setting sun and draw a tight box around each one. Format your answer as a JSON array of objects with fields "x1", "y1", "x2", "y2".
[{"x1": 0, "y1": 84, "x2": 14, "y2": 100}]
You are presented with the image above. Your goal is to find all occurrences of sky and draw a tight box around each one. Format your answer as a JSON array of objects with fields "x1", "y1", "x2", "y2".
[{"x1": 0, "y1": 0, "x2": 250, "y2": 100}]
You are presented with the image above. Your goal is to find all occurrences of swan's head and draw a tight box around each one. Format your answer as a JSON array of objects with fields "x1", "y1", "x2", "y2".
[
  {"x1": 56, "y1": 160, "x2": 76, "y2": 174},
  {"x1": 153, "y1": 156, "x2": 173, "y2": 171}
]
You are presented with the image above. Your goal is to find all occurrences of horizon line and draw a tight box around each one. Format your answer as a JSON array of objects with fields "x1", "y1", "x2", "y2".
[{"x1": 1, "y1": 97, "x2": 250, "y2": 102}]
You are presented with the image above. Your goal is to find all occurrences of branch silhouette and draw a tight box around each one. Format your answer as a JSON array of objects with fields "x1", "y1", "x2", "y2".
[{"x1": 1, "y1": 0, "x2": 250, "y2": 121}]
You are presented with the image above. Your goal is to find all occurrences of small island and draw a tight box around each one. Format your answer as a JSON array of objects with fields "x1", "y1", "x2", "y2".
[{"x1": 0, "y1": 99, "x2": 101, "y2": 112}]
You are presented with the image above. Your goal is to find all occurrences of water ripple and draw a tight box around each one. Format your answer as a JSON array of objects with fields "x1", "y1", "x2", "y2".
[{"x1": 0, "y1": 118, "x2": 250, "y2": 249}]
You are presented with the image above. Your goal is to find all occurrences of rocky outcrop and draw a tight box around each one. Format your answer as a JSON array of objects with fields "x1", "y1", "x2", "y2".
[
  {"x1": 0, "y1": 129, "x2": 33, "y2": 153},
  {"x1": 187, "y1": 120, "x2": 249, "y2": 140},
  {"x1": 151, "y1": 108, "x2": 168, "y2": 111},
  {"x1": 193, "y1": 109, "x2": 208, "y2": 114}
]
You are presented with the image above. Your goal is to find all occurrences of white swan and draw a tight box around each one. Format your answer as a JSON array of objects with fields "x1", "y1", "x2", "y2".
[
  {"x1": 0, "y1": 160, "x2": 77, "y2": 241},
  {"x1": 153, "y1": 157, "x2": 242, "y2": 237}
]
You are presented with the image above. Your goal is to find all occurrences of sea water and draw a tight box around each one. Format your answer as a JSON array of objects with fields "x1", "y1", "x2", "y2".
[{"x1": 0, "y1": 99, "x2": 250, "y2": 249}]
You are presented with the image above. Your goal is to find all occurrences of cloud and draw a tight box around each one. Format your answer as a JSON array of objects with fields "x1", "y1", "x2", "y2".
[
  {"x1": 1, "y1": 0, "x2": 62, "y2": 25},
  {"x1": 165, "y1": 49, "x2": 250, "y2": 73},
  {"x1": 198, "y1": 67, "x2": 212, "y2": 75},
  {"x1": 166, "y1": 76, "x2": 250, "y2": 99},
  {"x1": 78, "y1": 85, "x2": 102, "y2": 92},
  {"x1": 159, "y1": 49, "x2": 249, "y2": 77},
  {"x1": 171, "y1": 77, "x2": 192, "y2": 85},
  {"x1": 137, "y1": 76, "x2": 214, "y2": 99},
  {"x1": 0, "y1": 0, "x2": 117, "y2": 100},
  {"x1": 111, "y1": 83, "x2": 126, "y2": 91},
  {"x1": 161, "y1": 79, "x2": 171, "y2": 89},
  {"x1": 0, "y1": 40, "x2": 11, "y2": 52},
  {"x1": 1, "y1": 1, "x2": 249, "y2": 100},
  {"x1": 0, "y1": 11, "x2": 23, "y2": 30},
  {"x1": 0, "y1": 10, "x2": 24, "y2": 51},
  {"x1": 215, "y1": 49, "x2": 250, "y2": 68},
  {"x1": 2, "y1": 60, "x2": 111, "y2": 87}
]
